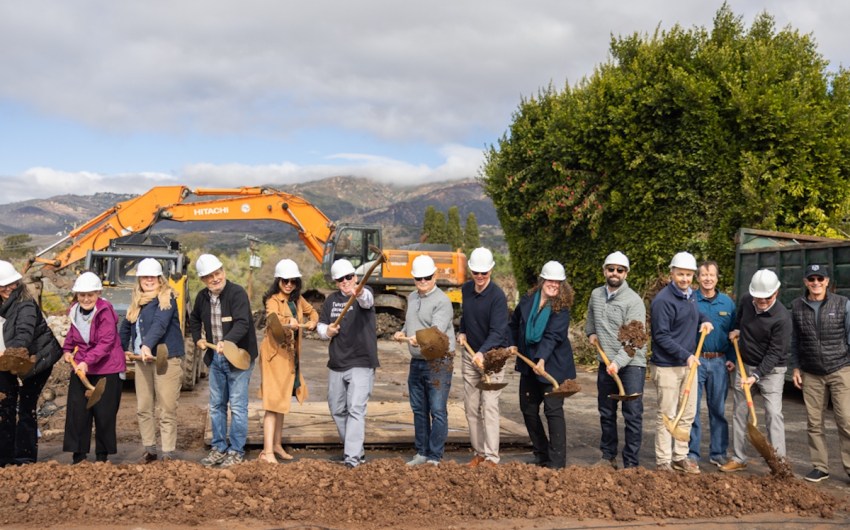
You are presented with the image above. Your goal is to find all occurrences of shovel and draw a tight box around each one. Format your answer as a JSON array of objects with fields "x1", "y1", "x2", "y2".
[
  {"x1": 461, "y1": 341, "x2": 507, "y2": 391},
  {"x1": 0, "y1": 347, "x2": 35, "y2": 376},
  {"x1": 662, "y1": 327, "x2": 708, "y2": 442},
  {"x1": 732, "y1": 337, "x2": 778, "y2": 465},
  {"x1": 415, "y1": 326, "x2": 449, "y2": 361},
  {"x1": 155, "y1": 344, "x2": 168, "y2": 375},
  {"x1": 593, "y1": 342, "x2": 641, "y2": 401},
  {"x1": 511, "y1": 349, "x2": 580, "y2": 398},
  {"x1": 332, "y1": 245, "x2": 387, "y2": 327},
  {"x1": 69, "y1": 358, "x2": 105, "y2": 409}
]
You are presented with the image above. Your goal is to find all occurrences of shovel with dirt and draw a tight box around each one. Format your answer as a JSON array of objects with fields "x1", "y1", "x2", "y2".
[
  {"x1": 731, "y1": 337, "x2": 789, "y2": 475},
  {"x1": 592, "y1": 342, "x2": 641, "y2": 401},
  {"x1": 396, "y1": 326, "x2": 450, "y2": 361},
  {"x1": 510, "y1": 347, "x2": 580, "y2": 398},
  {"x1": 69, "y1": 358, "x2": 105, "y2": 409},
  {"x1": 460, "y1": 341, "x2": 508, "y2": 391},
  {"x1": 662, "y1": 327, "x2": 708, "y2": 442},
  {"x1": 0, "y1": 347, "x2": 35, "y2": 376}
]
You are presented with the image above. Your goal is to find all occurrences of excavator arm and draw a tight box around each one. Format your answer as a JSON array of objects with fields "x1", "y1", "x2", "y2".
[{"x1": 27, "y1": 185, "x2": 336, "y2": 272}]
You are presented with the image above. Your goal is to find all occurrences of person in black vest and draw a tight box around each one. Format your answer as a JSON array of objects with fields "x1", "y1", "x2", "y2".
[{"x1": 791, "y1": 264, "x2": 850, "y2": 483}]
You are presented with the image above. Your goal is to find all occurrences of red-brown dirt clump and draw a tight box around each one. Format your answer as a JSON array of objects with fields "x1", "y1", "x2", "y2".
[{"x1": 0, "y1": 459, "x2": 844, "y2": 528}]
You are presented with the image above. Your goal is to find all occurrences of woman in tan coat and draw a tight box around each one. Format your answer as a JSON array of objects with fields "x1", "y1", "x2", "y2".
[{"x1": 258, "y1": 259, "x2": 318, "y2": 463}]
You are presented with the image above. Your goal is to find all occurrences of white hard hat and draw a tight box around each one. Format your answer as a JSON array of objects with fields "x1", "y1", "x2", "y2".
[
  {"x1": 749, "y1": 269, "x2": 781, "y2": 298},
  {"x1": 669, "y1": 252, "x2": 698, "y2": 271},
  {"x1": 603, "y1": 251, "x2": 630, "y2": 271},
  {"x1": 274, "y1": 258, "x2": 302, "y2": 279},
  {"x1": 411, "y1": 255, "x2": 437, "y2": 278},
  {"x1": 72, "y1": 272, "x2": 103, "y2": 293},
  {"x1": 136, "y1": 258, "x2": 163, "y2": 277},
  {"x1": 330, "y1": 259, "x2": 356, "y2": 280},
  {"x1": 540, "y1": 261, "x2": 566, "y2": 281},
  {"x1": 0, "y1": 260, "x2": 22, "y2": 287},
  {"x1": 468, "y1": 247, "x2": 495, "y2": 273},
  {"x1": 195, "y1": 254, "x2": 223, "y2": 277}
]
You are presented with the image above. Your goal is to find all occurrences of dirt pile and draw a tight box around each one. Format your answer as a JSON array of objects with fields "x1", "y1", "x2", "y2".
[{"x1": 0, "y1": 459, "x2": 844, "y2": 528}]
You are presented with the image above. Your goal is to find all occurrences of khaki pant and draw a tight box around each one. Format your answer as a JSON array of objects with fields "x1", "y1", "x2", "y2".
[
  {"x1": 652, "y1": 365, "x2": 697, "y2": 465},
  {"x1": 802, "y1": 366, "x2": 850, "y2": 474},
  {"x1": 461, "y1": 353, "x2": 503, "y2": 463},
  {"x1": 134, "y1": 357, "x2": 183, "y2": 453}
]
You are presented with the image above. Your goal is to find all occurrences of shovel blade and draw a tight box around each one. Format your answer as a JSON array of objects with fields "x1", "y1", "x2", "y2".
[
  {"x1": 155, "y1": 344, "x2": 169, "y2": 375},
  {"x1": 86, "y1": 378, "x2": 106, "y2": 409},
  {"x1": 747, "y1": 423, "x2": 775, "y2": 461},
  {"x1": 546, "y1": 388, "x2": 579, "y2": 398},
  {"x1": 608, "y1": 392, "x2": 641, "y2": 402},
  {"x1": 662, "y1": 414, "x2": 691, "y2": 442},
  {"x1": 476, "y1": 381, "x2": 508, "y2": 391}
]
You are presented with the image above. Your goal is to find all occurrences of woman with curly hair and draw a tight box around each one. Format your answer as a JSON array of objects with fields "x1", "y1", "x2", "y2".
[
  {"x1": 509, "y1": 260, "x2": 576, "y2": 469},
  {"x1": 257, "y1": 259, "x2": 318, "y2": 464},
  {"x1": 119, "y1": 258, "x2": 184, "y2": 463}
]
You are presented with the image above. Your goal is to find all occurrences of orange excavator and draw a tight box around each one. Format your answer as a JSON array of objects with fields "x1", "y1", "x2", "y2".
[{"x1": 25, "y1": 185, "x2": 468, "y2": 390}]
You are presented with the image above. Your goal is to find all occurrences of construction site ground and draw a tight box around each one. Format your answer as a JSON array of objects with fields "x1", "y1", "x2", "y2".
[{"x1": 4, "y1": 335, "x2": 850, "y2": 529}]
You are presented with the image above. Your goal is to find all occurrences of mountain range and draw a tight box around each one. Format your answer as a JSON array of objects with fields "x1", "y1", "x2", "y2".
[{"x1": 1, "y1": 177, "x2": 503, "y2": 249}]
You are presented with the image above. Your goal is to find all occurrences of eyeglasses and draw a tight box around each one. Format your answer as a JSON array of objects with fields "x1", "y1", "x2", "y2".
[
  {"x1": 471, "y1": 271, "x2": 489, "y2": 277},
  {"x1": 279, "y1": 278, "x2": 298, "y2": 285},
  {"x1": 806, "y1": 276, "x2": 826, "y2": 283},
  {"x1": 606, "y1": 267, "x2": 626, "y2": 274},
  {"x1": 335, "y1": 273, "x2": 355, "y2": 283},
  {"x1": 414, "y1": 274, "x2": 433, "y2": 282}
]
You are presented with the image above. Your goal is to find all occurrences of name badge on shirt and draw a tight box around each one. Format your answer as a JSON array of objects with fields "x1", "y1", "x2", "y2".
[
  {"x1": 719, "y1": 311, "x2": 729, "y2": 316},
  {"x1": 222, "y1": 316, "x2": 233, "y2": 322}
]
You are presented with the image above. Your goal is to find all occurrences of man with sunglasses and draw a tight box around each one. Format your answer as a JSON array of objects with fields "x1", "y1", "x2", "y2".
[
  {"x1": 458, "y1": 247, "x2": 509, "y2": 467},
  {"x1": 586, "y1": 251, "x2": 646, "y2": 469},
  {"x1": 393, "y1": 255, "x2": 455, "y2": 466},
  {"x1": 317, "y1": 259, "x2": 378, "y2": 468},
  {"x1": 790, "y1": 264, "x2": 850, "y2": 483},
  {"x1": 721, "y1": 269, "x2": 791, "y2": 473}
]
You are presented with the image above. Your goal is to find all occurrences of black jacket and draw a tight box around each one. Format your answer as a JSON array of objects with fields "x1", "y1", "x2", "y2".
[
  {"x1": 188, "y1": 280, "x2": 258, "y2": 367},
  {"x1": 735, "y1": 293, "x2": 792, "y2": 379},
  {"x1": 791, "y1": 293, "x2": 850, "y2": 376},
  {"x1": 0, "y1": 284, "x2": 62, "y2": 378},
  {"x1": 509, "y1": 291, "x2": 576, "y2": 383}
]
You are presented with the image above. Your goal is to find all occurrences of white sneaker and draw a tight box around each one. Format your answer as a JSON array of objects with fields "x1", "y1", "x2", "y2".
[
  {"x1": 426, "y1": 460, "x2": 440, "y2": 466},
  {"x1": 406, "y1": 454, "x2": 428, "y2": 466}
]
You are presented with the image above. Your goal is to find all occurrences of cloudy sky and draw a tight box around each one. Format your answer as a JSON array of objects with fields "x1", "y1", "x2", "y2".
[{"x1": 0, "y1": 1, "x2": 847, "y2": 204}]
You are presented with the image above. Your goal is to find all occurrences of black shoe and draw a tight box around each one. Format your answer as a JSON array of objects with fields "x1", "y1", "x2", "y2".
[
  {"x1": 95, "y1": 453, "x2": 107, "y2": 463},
  {"x1": 804, "y1": 468, "x2": 830, "y2": 483},
  {"x1": 72, "y1": 452, "x2": 86, "y2": 464},
  {"x1": 139, "y1": 451, "x2": 158, "y2": 464}
]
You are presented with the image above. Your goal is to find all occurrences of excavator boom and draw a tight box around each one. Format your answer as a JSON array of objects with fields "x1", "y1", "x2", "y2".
[{"x1": 28, "y1": 186, "x2": 335, "y2": 272}]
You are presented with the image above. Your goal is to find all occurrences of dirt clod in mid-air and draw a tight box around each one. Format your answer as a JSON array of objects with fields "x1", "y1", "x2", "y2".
[
  {"x1": 618, "y1": 320, "x2": 648, "y2": 357},
  {"x1": 482, "y1": 347, "x2": 513, "y2": 374},
  {"x1": 0, "y1": 459, "x2": 843, "y2": 529}
]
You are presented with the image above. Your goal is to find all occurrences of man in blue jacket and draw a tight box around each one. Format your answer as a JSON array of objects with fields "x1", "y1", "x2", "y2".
[
  {"x1": 650, "y1": 252, "x2": 712, "y2": 474},
  {"x1": 688, "y1": 261, "x2": 736, "y2": 468}
]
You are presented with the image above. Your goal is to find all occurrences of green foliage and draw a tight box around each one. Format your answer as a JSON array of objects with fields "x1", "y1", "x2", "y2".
[
  {"x1": 2, "y1": 234, "x2": 35, "y2": 258},
  {"x1": 463, "y1": 213, "x2": 480, "y2": 253},
  {"x1": 482, "y1": 4, "x2": 850, "y2": 317},
  {"x1": 446, "y1": 206, "x2": 463, "y2": 250}
]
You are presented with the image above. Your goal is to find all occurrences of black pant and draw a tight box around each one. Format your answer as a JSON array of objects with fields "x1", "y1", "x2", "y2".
[
  {"x1": 63, "y1": 372, "x2": 122, "y2": 457},
  {"x1": 0, "y1": 369, "x2": 51, "y2": 466},
  {"x1": 519, "y1": 373, "x2": 567, "y2": 469}
]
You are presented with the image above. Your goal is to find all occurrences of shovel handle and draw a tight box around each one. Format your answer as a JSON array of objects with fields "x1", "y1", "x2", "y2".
[
  {"x1": 670, "y1": 327, "x2": 710, "y2": 425},
  {"x1": 732, "y1": 337, "x2": 758, "y2": 427},
  {"x1": 513, "y1": 349, "x2": 560, "y2": 389},
  {"x1": 593, "y1": 342, "x2": 627, "y2": 396},
  {"x1": 68, "y1": 358, "x2": 95, "y2": 392},
  {"x1": 332, "y1": 246, "x2": 386, "y2": 327}
]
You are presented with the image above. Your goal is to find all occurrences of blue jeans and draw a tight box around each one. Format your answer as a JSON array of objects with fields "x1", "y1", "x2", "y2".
[
  {"x1": 408, "y1": 357, "x2": 453, "y2": 461},
  {"x1": 688, "y1": 356, "x2": 729, "y2": 462},
  {"x1": 597, "y1": 363, "x2": 645, "y2": 468},
  {"x1": 208, "y1": 353, "x2": 254, "y2": 456}
]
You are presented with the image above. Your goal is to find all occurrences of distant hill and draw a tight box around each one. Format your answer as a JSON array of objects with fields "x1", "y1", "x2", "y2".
[{"x1": 0, "y1": 177, "x2": 503, "y2": 250}]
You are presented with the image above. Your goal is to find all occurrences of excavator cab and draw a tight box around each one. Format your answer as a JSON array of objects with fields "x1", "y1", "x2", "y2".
[{"x1": 323, "y1": 224, "x2": 383, "y2": 279}]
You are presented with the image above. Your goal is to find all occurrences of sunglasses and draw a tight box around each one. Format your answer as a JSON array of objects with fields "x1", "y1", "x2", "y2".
[
  {"x1": 279, "y1": 278, "x2": 298, "y2": 285},
  {"x1": 414, "y1": 274, "x2": 434, "y2": 282},
  {"x1": 606, "y1": 266, "x2": 626, "y2": 274},
  {"x1": 806, "y1": 275, "x2": 826, "y2": 283},
  {"x1": 471, "y1": 271, "x2": 489, "y2": 277},
  {"x1": 335, "y1": 273, "x2": 355, "y2": 283}
]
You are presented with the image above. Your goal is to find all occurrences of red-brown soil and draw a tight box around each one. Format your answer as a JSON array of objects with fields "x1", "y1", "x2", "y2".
[{"x1": 0, "y1": 459, "x2": 844, "y2": 529}]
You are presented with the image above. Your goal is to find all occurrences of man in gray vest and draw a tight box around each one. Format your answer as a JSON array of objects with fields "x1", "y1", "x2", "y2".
[{"x1": 791, "y1": 264, "x2": 850, "y2": 483}]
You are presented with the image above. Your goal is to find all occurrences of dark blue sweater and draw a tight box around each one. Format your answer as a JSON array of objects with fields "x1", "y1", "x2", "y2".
[
  {"x1": 650, "y1": 282, "x2": 708, "y2": 367},
  {"x1": 459, "y1": 280, "x2": 509, "y2": 353}
]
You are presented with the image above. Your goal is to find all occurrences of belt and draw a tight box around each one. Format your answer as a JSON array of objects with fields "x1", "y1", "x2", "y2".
[{"x1": 701, "y1": 351, "x2": 725, "y2": 360}]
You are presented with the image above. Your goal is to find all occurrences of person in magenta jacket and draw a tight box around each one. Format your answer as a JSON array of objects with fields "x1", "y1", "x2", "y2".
[{"x1": 62, "y1": 272, "x2": 126, "y2": 464}]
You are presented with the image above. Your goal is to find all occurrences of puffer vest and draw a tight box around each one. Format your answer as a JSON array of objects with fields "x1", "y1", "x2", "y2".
[{"x1": 792, "y1": 293, "x2": 850, "y2": 375}]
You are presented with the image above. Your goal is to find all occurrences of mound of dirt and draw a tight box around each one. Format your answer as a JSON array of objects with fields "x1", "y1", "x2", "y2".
[{"x1": 0, "y1": 459, "x2": 844, "y2": 528}]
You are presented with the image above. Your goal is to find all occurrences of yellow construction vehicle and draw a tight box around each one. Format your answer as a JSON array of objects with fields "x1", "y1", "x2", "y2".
[{"x1": 25, "y1": 186, "x2": 468, "y2": 388}]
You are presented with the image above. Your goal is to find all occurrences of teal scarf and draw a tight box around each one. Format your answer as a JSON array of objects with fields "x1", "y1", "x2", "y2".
[{"x1": 525, "y1": 290, "x2": 551, "y2": 345}]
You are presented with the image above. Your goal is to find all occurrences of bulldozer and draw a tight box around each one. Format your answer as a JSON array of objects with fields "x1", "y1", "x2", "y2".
[{"x1": 24, "y1": 185, "x2": 468, "y2": 388}]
